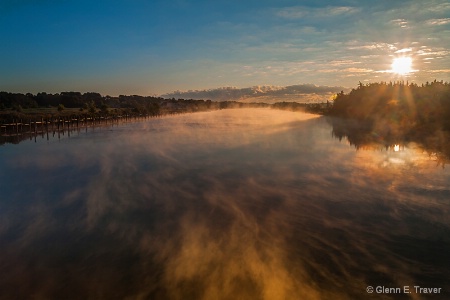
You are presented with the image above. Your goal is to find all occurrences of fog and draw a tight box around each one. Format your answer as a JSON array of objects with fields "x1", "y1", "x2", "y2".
[{"x1": 0, "y1": 109, "x2": 449, "y2": 299}]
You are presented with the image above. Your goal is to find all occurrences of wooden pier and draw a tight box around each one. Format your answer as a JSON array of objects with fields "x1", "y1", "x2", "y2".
[{"x1": 0, "y1": 112, "x2": 162, "y2": 145}]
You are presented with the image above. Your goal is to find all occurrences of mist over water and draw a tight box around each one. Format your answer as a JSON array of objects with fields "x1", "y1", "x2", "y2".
[{"x1": 0, "y1": 109, "x2": 449, "y2": 299}]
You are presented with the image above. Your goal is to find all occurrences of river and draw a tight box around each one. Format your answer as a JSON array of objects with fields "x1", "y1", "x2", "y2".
[{"x1": 0, "y1": 108, "x2": 449, "y2": 299}]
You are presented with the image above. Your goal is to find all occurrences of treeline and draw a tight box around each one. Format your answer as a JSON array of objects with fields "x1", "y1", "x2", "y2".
[
  {"x1": 0, "y1": 91, "x2": 272, "y2": 125},
  {"x1": 0, "y1": 91, "x2": 270, "y2": 111},
  {"x1": 329, "y1": 80, "x2": 450, "y2": 134},
  {"x1": 0, "y1": 91, "x2": 164, "y2": 113}
]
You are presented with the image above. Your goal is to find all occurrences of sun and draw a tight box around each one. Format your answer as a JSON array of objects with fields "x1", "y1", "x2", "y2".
[{"x1": 391, "y1": 57, "x2": 412, "y2": 75}]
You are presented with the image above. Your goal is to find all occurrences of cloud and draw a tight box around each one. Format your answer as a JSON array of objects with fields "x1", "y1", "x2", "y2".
[
  {"x1": 426, "y1": 18, "x2": 450, "y2": 25},
  {"x1": 395, "y1": 48, "x2": 413, "y2": 53},
  {"x1": 343, "y1": 68, "x2": 373, "y2": 73},
  {"x1": 161, "y1": 84, "x2": 347, "y2": 103},
  {"x1": 347, "y1": 42, "x2": 396, "y2": 51},
  {"x1": 327, "y1": 6, "x2": 359, "y2": 15},
  {"x1": 389, "y1": 19, "x2": 408, "y2": 28},
  {"x1": 328, "y1": 60, "x2": 362, "y2": 66},
  {"x1": 426, "y1": 69, "x2": 450, "y2": 73},
  {"x1": 426, "y1": 2, "x2": 450, "y2": 13},
  {"x1": 276, "y1": 6, "x2": 359, "y2": 20},
  {"x1": 417, "y1": 49, "x2": 450, "y2": 56},
  {"x1": 276, "y1": 7, "x2": 307, "y2": 19}
]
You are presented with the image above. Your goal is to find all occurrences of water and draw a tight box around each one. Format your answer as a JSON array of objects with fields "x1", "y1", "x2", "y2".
[{"x1": 0, "y1": 109, "x2": 449, "y2": 300}]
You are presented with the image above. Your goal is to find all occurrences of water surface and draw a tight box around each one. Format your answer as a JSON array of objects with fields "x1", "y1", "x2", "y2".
[{"x1": 0, "y1": 109, "x2": 449, "y2": 299}]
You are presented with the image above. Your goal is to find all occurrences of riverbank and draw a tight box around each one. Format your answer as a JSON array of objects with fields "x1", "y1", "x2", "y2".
[{"x1": 326, "y1": 81, "x2": 450, "y2": 165}]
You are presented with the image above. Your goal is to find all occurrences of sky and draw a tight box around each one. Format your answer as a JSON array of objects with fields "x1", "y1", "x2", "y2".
[{"x1": 1, "y1": 0, "x2": 450, "y2": 97}]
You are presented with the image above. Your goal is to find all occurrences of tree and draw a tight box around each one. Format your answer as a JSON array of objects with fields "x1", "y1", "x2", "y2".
[
  {"x1": 100, "y1": 103, "x2": 109, "y2": 114},
  {"x1": 87, "y1": 101, "x2": 97, "y2": 114}
]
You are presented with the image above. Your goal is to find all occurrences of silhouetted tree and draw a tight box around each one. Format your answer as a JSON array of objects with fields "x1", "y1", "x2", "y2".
[{"x1": 329, "y1": 80, "x2": 450, "y2": 135}]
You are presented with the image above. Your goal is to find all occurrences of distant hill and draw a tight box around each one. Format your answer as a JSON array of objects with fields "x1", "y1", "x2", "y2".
[{"x1": 161, "y1": 84, "x2": 348, "y2": 103}]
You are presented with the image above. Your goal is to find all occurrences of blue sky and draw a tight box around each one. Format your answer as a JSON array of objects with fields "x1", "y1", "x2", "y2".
[{"x1": 1, "y1": 0, "x2": 449, "y2": 96}]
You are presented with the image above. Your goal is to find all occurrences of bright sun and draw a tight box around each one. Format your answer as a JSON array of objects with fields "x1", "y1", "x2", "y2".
[{"x1": 391, "y1": 57, "x2": 413, "y2": 75}]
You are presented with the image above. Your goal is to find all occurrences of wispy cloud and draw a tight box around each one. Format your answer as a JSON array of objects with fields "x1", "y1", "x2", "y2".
[
  {"x1": 327, "y1": 6, "x2": 359, "y2": 15},
  {"x1": 426, "y1": 2, "x2": 450, "y2": 13},
  {"x1": 416, "y1": 49, "x2": 450, "y2": 56},
  {"x1": 426, "y1": 18, "x2": 450, "y2": 25},
  {"x1": 347, "y1": 42, "x2": 397, "y2": 51},
  {"x1": 395, "y1": 48, "x2": 413, "y2": 53},
  {"x1": 276, "y1": 6, "x2": 359, "y2": 20},
  {"x1": 389, "y1": 19, "x2": 408, "y2": 28},
  {"x1": 276, "y1": 7, "x2": 306, "y2": 19},
  {"x1": 343, "y1": 68, "x2": 373, "y2": 73},
  {"x1": 426, "y1": 69, "x2": 450, "y2": 73},
  {"x1": 328, "y1": 60, "x2": 362, "y2": 66}
]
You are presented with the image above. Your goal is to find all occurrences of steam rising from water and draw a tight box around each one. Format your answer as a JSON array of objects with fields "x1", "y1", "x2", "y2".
[{"x1": 0, "y1": 109, "x2": 449, "y2": 299}]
